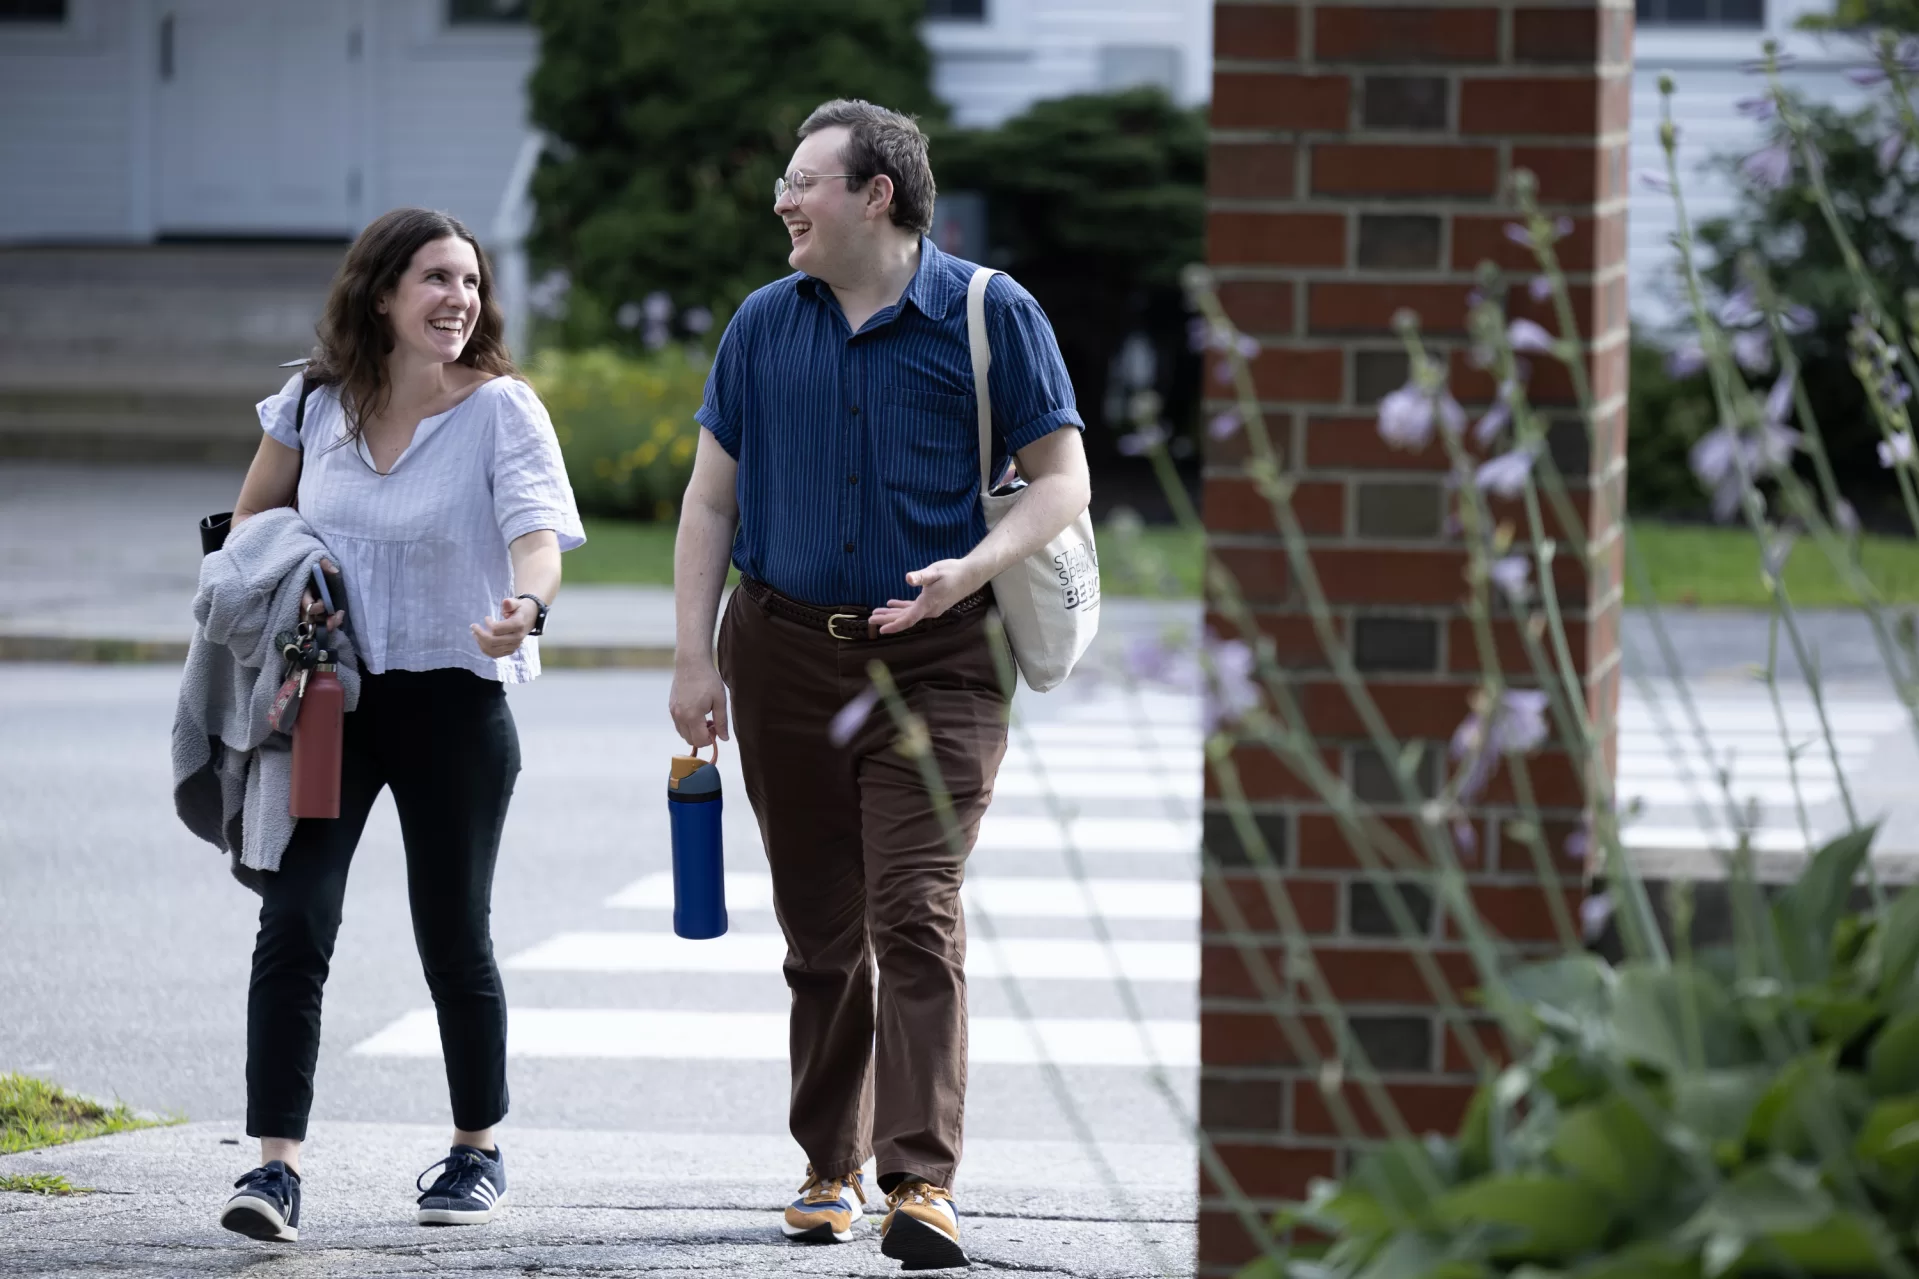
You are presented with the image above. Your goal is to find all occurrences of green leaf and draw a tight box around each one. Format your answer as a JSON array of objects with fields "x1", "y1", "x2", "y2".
[
  {"x1": 1747, "y1": 1052, "x2": 1870, "y2": 1160},
  {"x1": 1869, "y1": 1009, "x2": 1919, "y2": 1096},
  {"x1": 1550, "y1": 1094, "x2": 1669, "y2": 1205},
  {"x1": 1772, "y1": 825, "x2": 1876, "y2": 983},
  {"x1": 1456, "y1": 1082, "x2": 1494, "y2": 1181},
  {"x1": 1567, "y1": 1241, "x2": 1703, "y2": 1279},
  {"x1": 1342, "y1": 1139, "x2": 1452, "y2": 1227},
  {"x1": 1433, "y1": 1173, "x2": 1611, "y2": 1263},
  {"x1": 1506, "y1": 955, "x2": 1613, "y2": 1032},
  {"x1": 1610, "y1": 963, "x2": 1752, "y2": 1073},
  {"x1": 1670, "y1": 1069, "x2": 1770, "y2": 1165},
  {"x1": 1856, "y1": 1096, "x2": 1919, "y2": 1178},
  {"x1": 1790, "y1": 986, "x2": 1879, "y2": 1045},
  {"x1": 1875, "y1": 885, "x2": 1919, "y2": 1004}
]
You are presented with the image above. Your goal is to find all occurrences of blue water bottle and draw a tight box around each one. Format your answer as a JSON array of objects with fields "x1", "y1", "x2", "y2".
[{"x1": 667, "y1": 745, "x2": 728, "y2": 939}]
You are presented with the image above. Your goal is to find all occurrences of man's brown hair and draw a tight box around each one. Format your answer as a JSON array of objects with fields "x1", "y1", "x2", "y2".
[{"x1": 797, "y1": 99, "x2": 937, "y2": 236}]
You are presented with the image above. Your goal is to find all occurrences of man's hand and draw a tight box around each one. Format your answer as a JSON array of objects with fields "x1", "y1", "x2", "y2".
[
  {"x1": 870, "y1": 557, "x2": 988, "y2": 635},
  {"x1": 669, "y1": 662, "x2": 730, "y2": 747},
  {"x1": 472, "y1": 595, "x2": 537, "y2": 659},
  {"x1": 301, "y1": 558, "x2": 346, "y2": 631}
]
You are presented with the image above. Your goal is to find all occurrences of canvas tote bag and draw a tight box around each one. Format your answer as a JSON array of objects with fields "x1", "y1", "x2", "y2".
[{"x1": 966, "y1": 266, "x2": 1100, "y2": 692}]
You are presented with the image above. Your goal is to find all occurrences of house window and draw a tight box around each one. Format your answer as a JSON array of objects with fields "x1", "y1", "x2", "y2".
[
  {"x1": 0, "y1": 0, "x2": 67, "y2": 22},
  {"x1": 1635, "y1": 0, "x2": 1763, "y2": 26},
  {"x1": 1098, "y1": 45, "x2": 1182, "y2": 95},
  {"x1": 447, "y1": 0, "x2": 529, "y2": 23},
  {"x1": 926, "y1": 0, "x2": 986, "y2": 19}
]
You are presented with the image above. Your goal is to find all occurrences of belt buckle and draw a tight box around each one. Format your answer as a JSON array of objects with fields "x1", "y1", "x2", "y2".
[{"x1": 826, "y1": 612, "x2": 865, "y2": 641}]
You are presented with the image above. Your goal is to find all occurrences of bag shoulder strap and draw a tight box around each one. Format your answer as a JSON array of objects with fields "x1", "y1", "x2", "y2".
[{"x1": 965, "y1": 266, "x2": 1001, "y2": 497}]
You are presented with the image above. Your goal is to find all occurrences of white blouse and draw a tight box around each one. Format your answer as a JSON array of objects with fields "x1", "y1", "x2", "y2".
[{"x1": 259, "y1": 371, "x2": 585, "y2": 685}]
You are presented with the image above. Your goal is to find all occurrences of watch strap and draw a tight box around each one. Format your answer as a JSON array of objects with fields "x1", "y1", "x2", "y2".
[{"x1": 516, "y1": 593, "x2": 549, "y2": 636}]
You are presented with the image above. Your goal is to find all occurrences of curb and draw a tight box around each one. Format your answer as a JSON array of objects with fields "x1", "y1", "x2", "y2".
[{"x1": 0, "y1": 634, "x2": 677, "y2": 669}]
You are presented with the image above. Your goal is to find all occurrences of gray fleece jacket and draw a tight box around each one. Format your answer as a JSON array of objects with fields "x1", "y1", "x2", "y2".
[{"x1": 172, "y1": 506, "x2": 361, "y2": 892}]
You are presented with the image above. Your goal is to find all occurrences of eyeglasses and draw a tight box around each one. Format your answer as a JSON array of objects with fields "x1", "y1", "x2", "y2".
[{"x1": 773, "y1": 171, "x2": 863, "y2": 204}]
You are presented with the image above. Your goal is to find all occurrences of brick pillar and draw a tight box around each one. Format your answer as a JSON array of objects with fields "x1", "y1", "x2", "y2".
[{"x1": 1197, "y1": 3, "x2": 1630, "y2": 1272}]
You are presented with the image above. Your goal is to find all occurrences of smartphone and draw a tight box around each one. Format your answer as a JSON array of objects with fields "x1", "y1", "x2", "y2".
[{"x1": 309, "y1": 562, "x2": 347, "y2": 618}]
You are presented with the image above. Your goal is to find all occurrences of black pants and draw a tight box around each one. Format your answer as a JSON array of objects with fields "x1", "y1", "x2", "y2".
[{"x1": 245, "y1": 667, "x2": 521, "y2": 1139}]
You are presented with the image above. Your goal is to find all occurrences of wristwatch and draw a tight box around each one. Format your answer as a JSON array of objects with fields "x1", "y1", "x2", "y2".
[{"x1": 516, "y1": 593, "x2": 549, "y2": 637}]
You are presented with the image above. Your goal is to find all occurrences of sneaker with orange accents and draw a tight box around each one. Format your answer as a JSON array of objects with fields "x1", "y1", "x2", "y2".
[
  {"x1": 880, "y1": 1178, "x2": 966, "y2": 1270},
  {"x1": 781, "y1": 1165, "x2": 866, "y2": 1244}
]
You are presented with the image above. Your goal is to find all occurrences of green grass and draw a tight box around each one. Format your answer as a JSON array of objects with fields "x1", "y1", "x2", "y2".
[
  {"x1": 1625, "y1": 521, "x2": 1919, "y2": 607},
  {"x1": 0, "y1": 1172, "x2": 85, "y2": 1195},
  {"x1": 0, "y1": 1073, "x2": 168, "y2": 1160},
  {"x1": 566, "y1": 516, "x2": 1919, "y2": 608}
]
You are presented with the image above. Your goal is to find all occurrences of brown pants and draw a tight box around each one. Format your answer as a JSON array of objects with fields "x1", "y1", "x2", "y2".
[{"x1": 716, "y1": 584, "x2": 1009, "y2": 1189}]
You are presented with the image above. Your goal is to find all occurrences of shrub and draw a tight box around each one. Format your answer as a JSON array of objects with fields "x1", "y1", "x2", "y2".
[
  {"x1": 1628, "y1": 335, "x2": 1718, "y2": 518},
  {"x1": 527, "y1": 347, "x2": 706, "y2": 521}
]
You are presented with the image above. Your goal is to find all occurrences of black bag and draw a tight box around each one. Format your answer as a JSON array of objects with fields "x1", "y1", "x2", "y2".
[{"x1": 199, "y1": 371, "x2": 323, "y2": 556}]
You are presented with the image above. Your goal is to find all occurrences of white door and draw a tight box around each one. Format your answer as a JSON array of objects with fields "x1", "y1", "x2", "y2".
[{"x1": 154, "y1": 0, "x2": 364, "y2": 236}]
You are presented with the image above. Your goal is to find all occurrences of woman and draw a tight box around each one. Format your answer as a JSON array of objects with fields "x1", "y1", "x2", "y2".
[{"x1": 216, "y1": 207, "x2": 582, "y2": 1242}]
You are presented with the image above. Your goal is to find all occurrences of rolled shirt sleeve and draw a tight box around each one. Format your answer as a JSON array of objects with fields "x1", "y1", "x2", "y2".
[
  {"x1": 694, "y1": 302, "x2": 751, "y2": 459},
  {"x1": 986, "y1": 277, "x2": 1084, "y2": 458},
  {"x1": 492, "y1": 379, "x2": 586, "y2": 551},
  {"x1": 256, "y1": 371, "x2": 309, "y2": 450}
]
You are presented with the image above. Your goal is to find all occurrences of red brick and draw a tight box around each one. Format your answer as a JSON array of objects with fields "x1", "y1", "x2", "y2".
[
  {"x1": 1203, "y1": 872, "x2": 1341, "y2": 934},
  {"x1": 1214, "y1": 72, "x2": 1351, "y2": 131},
  {"x1": 1312, "y1": 144, "x2": 1500, "y2": 199},
  {"x1": 1224, "y1": 346, "x2": 1346, "y2": 403},
  {"x1": 1303, "y1": 414, "x2": 1449, "y2": 472},
  {"x1": 1207, "y1": 743, "x2": 1343, "y2": 802},
  {"x1": 1216, "y1": 280, "x2": 1296, "y2": 335},
  {"x1": 1295, "y1": 813, "x2": 1459, "y2": 870},
  {"x1": 1204, "y1": 475, "x2": 1345, "y2": 536},
  {"x1": 1293, "y1": 1078, "x2": 1478, "y2": 1139},
  {"x1": 1449, "y1": 348, "x2": 1578, "y2": 408},
  {"x1": 1476, "y1": 747, "x2": 1588, "y2": 809},
  {"x1": 1210, "y1": 141, "x2": 1297, "y2": 200},
  {"x1": 1445, "y1": 617, "x2": 1536, "y2": 677},
  {"x1": 1200, "y1": 1009, "x2": 1337, "y2": 1067},
  {"x1": 1311, "y1": 945, "x2": 1480, "y2": 1004},
  {"x1": 1298, "y1": 679, "x2": 1473, "y2": 740},
  {"x1": 1513, "y1": 8, "x2": 1601, "y2": 62},
  {"x1": 1461, "y1": 76, "x2": 1602, "y2": 137},
  {"x1": 1442, "y1": 1019, "x2": 1511, "y2": 1073},
  {"x1": 1305, "y1": 548, "x2": 1469, "y2": 606},
  {"x1": 1200, "y1": 1210, "x2": 1278, "y2": 1268},
  {"x1": 1315, "y1": 7, "x2": 1499, "y2": 62},
  {"x1": 1211, "y1": 543, "x2": 1290, "y2": 604},
  {"x1": 1209, "y1": 211, "x2": 1348, "y2": 267},
  {"x1": 1308, "y1": 282, "x2": 1475, "y2": 336},
  {"x1": 1451, "y1": 214, "x2": 1596, "y2": 273},
  {"x1": 1206, "y1": 608, "x2": 1340, "y2": 669},
  {"x1": 1216, "y1": 3, "x2": 1301, "y2": 60},
  {"x1": 1512, "y1": 144, "x2": 1603, "y2": 202},
  {"x1": 1452, "y1": 882, "x2": 1585, "y2": 943},
  {"x1": 1203, "y1": 1144, "x2": 1338, "y2": 1200}
]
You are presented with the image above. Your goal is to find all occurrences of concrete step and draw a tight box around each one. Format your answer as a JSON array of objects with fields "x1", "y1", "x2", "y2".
[{"x1": 0, "y1": 245, "x2": 344, "y2": 460}]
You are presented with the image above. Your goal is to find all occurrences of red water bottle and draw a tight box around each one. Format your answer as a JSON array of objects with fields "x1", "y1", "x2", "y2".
[{"x1": 289, "y1": 648, "x2": 344, "y2": 818}]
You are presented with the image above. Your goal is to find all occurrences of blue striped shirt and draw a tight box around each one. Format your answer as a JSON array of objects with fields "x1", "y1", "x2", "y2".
[{"x1": 696, "y1": 236, "x2": 1082, "y2": 608}]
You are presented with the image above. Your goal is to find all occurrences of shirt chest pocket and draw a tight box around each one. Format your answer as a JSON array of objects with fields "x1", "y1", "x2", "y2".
[{"x1": 876, "y1": 385, "x2": 979, "y2": 498}]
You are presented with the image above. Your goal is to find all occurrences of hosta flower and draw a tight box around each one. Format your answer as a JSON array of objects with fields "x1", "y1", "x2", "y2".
[
  {"x1": 1490, "y1": 555, "x2": 1532, "y2": 601},
  {"x1": 1208, "y1": 410, "x2": 1242, "y2": 440},
  {"x1": 1452, "y1": 689, "x2": 1552, "y2": 799},
  {"x1": 1667, "y1": 339, "x2": 1708, "y2": 378},
  {"x1": 1690, "y1": 420, "x2": 1802, "y2": 521},
  {"x1": 1117, "y1": 424, "x2": 1170, "y2": 456},
  {"x1": 1508, "y1": 318, "x2": 1555, "y2": 354},
  {"x1": 1735, "y1": 95, "x2": 1777, "y2": 120},
  {"x1": 1475, "y1": 447, "x2": 1537, "y2": 498},
  {"x1": 1637, "y1": 170, "x2": 1674, "y2": 193},
  {"x1": 829, "y1": 685, "x2": 880, "y2": 747},
  {"x1": 1881, "y1": 433, "x2": 1915, "y2": 468},
  {"x1": 1836, "y1": 499, "x2": 1862, "y2": 535},
  {"x1": 1378, "y1": 384, "x2": 1464, "y2": 450},
  {"x1": 1765, "y1": 370, "x2": 1795, "y2": 426},
  {"x1": 1201, "y1": 632, "x2": 1260, "y2": 734},
  {"x1": 1580, "y1": 892, "x2": 1615, "y2": 942},
  {"x1": 1742, "y1": 141, "x2": 1793, "y2": 189},
  {"x1": 1732, "y1": 328, "x2": 1772, "y2": 373},
  {"x1": 1473, "y1": 400, "x2": 1511, "y2": 447},
  {"x1": 1528, "y1": 274, "x2": 1554, "y2": 302},
  {"x1": 1880, "y1": 131, "x2": 1906, "y2": 173}
]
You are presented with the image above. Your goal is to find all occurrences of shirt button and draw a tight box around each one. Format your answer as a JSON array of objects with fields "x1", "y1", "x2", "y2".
[
  {"x1": 848, "y1": 474, "x2": 859, "y2": 485},
  {"x1": 844, "y1": 542, "x2": 855, "y2": 553},
  {"x1": 850, "y1": 405, "x2": 861, "y2": 416}
]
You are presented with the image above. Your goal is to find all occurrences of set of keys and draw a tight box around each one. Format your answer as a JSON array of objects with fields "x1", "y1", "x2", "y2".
[{"x1": 268, "y1": 620, "x2": 326, "y2": 735}]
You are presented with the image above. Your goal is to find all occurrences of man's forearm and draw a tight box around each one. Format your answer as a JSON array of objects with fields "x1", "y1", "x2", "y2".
[
  {"x1": 674, "y1": 502, "x2": 735, "y2": 668},
  {"x1": 964, "y1": 471, "x2": 1089, "y2": 582}
]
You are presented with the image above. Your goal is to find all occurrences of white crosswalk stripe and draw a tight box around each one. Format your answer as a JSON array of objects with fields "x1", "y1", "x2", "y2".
[{"x1": 352, "y1": 679, "x2": 1909, "y2": 1069}]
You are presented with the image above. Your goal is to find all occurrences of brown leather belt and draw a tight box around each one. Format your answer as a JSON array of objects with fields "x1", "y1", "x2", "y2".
[{"x1": 740, "y1": 578, "x2": 991, "y2": 641}]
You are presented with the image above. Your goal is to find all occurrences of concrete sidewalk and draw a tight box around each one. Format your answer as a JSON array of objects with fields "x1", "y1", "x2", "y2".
[{"x1": 0, "y1": 1123, "x2": 1194, "y2": 1277}]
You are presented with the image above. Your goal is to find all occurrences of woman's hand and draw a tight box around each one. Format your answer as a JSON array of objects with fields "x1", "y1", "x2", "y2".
[
  {"x1": 301, "y1": 559, "x2": 346, "y2": 631},
  {"x1": 472, "y1": 596, "x2": 537, "y2": 658}
]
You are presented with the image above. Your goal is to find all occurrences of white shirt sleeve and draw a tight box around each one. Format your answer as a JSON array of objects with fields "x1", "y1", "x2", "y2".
[
  {"x1": 256, "y1": 371, "x2": 309, "y2": 450},
  {"x1": 491, "y1": 378, "x2": 586, "y2": 551}
]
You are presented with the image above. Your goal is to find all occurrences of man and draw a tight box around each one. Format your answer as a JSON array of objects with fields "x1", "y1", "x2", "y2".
[{"x1": 667, "y1": 99, "x2": 1090, "y2": 1269}]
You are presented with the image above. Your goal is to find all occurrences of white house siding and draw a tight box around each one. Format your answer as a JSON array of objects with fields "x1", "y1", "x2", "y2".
[
  {"x1": 1629, "y1": 0, "x2": 1870, "y2": 331},
  {"x1": 0, "y1": 0, "x2": 145, "y2": 242},
  {"x1": 924, "y1": 0, "x2": 1214, "y2": 127}
]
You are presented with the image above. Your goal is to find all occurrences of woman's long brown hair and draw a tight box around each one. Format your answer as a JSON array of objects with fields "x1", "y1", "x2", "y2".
[{"x1": 308, "y1": 207, "x2": 518, "y2": 444}]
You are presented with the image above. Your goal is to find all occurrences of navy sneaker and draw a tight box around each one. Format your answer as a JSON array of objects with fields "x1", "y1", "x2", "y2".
[
  {"x1": 220, "y1": 1160, "x2": 300, "y2": 1242},
  {"x1": 415, "y1": 1144, "x2": 507, "y2": 1225}
]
